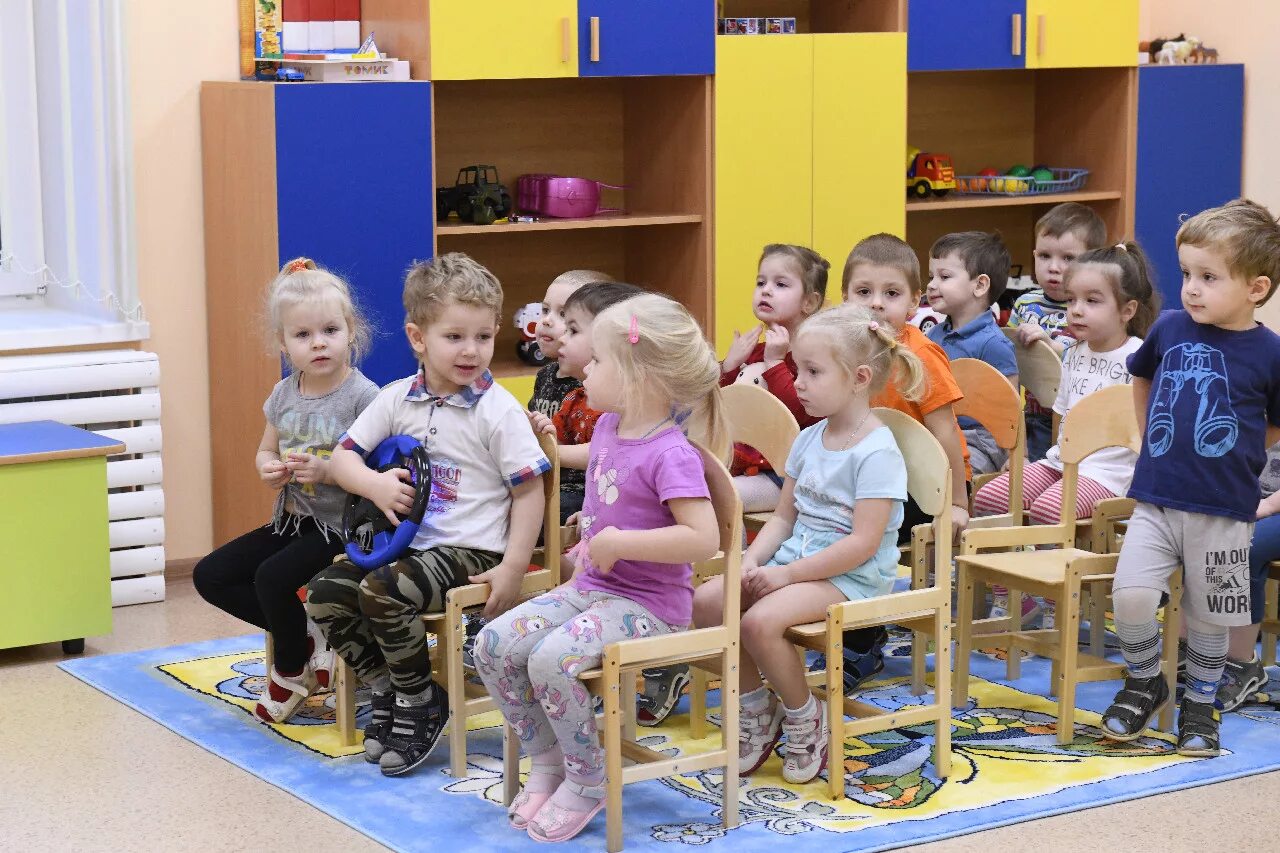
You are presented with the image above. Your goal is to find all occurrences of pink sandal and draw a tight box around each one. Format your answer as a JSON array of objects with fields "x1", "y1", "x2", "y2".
[
  {"x1": 508, "y1": 787, "x2": 555, "y2": 829},
  {"x1": 527, "y1": 781, "x2": 606, "y2": 843}
]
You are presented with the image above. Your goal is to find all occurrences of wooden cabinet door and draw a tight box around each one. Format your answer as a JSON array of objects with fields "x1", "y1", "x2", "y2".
[
  {"x1": 1135, "y1": 65, "x2": 1243, "y2": 307},
  {"x1": 714, "y1": 35, "x2": 813, "y2": 353},
  {"x1": 430, "y1": 0, "x2": 578, "y2": 80},
  {"x1": 908, "y1": 0, "x2": 1025, "y2": 71},
  {"x1": 813, "y1": 33, "x2": 907, "y2": 287},
  {"x1": 275, "y1": 83, "x2": 435, "y2": 386},
  {"x1": 578, "y1": 0, "x2": 714, "y2": 77},
  {"x1": 1025, "y1": 0, "x2": 1136, "y2": 68}
]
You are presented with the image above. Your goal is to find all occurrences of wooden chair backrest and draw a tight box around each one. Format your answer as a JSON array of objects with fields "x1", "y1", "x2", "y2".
[
  {"x1": 1053, "y1": 384, "x2": 1140, "y2": 535},
  {"x1": 1006, "y1": 332, "x2": 1062, "y2": 406},
  {"x1": 688, "y1": 441, "x2": 744, "y2": 627},
  {"x1": 720, "y1": 382, "x2": 800, "y2": 475},
  {"x1": 875, "y1": 407, "x2": 953, "y2": 578},
  {"x1": 950, "y1": 358, "x2": 1022, "y2": 451},
  {"x1": 537, "y1": 432, "x2": 561, "y2": 583}
]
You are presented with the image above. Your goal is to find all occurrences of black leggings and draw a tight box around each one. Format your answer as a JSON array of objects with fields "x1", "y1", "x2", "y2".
[{"x1": 192, "y1": 515, "x2": 345, "y2": 672}]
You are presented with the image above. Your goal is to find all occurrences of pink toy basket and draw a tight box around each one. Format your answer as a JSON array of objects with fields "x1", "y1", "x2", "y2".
[{"x1": 516, "y1": 174, "x2": 625, "y2": 219}]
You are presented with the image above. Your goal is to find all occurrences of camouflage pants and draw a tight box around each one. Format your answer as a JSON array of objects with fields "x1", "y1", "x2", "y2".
[{"x1": 304, "y1": 546, "x2": 500, "y2": 696}]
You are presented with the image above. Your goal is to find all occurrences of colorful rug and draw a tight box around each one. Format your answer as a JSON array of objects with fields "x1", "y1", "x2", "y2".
[{"x1": 61, "y1": 633, "x2": 1280, "y2": 852}]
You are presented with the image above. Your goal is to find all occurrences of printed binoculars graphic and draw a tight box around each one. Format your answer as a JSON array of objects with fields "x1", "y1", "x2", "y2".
[{"x1": 1148, "y1": 343, "x2": 1238, "y2": 458}]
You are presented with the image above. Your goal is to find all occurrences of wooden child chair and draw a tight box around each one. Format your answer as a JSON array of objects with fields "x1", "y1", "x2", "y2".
[
  {"x1": 1259, "y1": 561, "x2": 1280, "y2": 666},
  {"x1": 720, "y1": 382, "x2": 799, "y2": 533},
  {"x1": 502, "y1": 442, "x2": 742, "y2": 852},
  {"x1": 952, "y1": 384, "x2": 1180, "y2": 742},
  {"x1": 330, "y1": 432, "x2": 563, "y2": 766},
  {"x1": 950, "y1": 357, "x2": 1025, "y2": 524}
]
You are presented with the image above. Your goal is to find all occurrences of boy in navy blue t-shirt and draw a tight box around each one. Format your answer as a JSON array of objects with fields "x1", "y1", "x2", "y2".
[{"x1": 1101, "y1": 200, "x2": 1280, "y2": 757}]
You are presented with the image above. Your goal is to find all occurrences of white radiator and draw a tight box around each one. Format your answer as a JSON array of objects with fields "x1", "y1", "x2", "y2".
[{"x1": 0, "y1": 349, "x2": 164, "y2": 606}]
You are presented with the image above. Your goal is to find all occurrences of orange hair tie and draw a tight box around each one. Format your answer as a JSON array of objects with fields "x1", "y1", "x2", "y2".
[{"x1": 286, "y1": 258, "x2": 311, "y2": 274}]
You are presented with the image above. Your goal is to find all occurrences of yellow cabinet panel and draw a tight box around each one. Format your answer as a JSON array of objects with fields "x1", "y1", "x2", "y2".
[
  {"x1": 714, "y1": 36, "x2": 814, "y2": 354},
  {"x1": 1025, "y1": 0, "x2": 1137, "y2": 69},
  {"x1": 812, "y1": 33, "x2": 906, "y2": 299},
  {"x1": 497, "y1": 374, "x2": 536, "y2": 408},
  {"x1": 430, "y1": 1, "x2": 578, "y2": 80}
]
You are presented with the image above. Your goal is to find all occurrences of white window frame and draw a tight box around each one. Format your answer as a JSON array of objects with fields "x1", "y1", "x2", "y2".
[{"x1": 0, "y1": 0, "x2": 147, "y2": 350}]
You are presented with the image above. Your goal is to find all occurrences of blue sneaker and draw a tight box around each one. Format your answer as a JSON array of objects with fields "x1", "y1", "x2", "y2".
[{"x1": 808, "y1": 627, "x2": 886, "y2": 695}]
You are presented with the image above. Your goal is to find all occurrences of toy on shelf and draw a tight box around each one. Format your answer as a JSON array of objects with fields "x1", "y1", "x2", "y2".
[
  {"x1": 437, "y1": 165, "x2": 513, "y2": 226},
  {"x1": 342, "y1": 436, "x2": 431, "y2": 571},
  {"x1": 954, "y1": 166, "x2": 1089, "y2": 197},
  {"x1": 906, "y1": 146, "x2": 955, "y2": 199},
  {"x1": 1142, "y1": 34, "x2": 1219, "y2": 65},
  {"x1": 516, "y1": 174, "x2": 625, "y2": 219},
  {"x1": 718, "y1": 17, "x2": 796, "y2": 35},
  {"x1": 513, "y1": 303, "x2": 548, "y2": 367}
]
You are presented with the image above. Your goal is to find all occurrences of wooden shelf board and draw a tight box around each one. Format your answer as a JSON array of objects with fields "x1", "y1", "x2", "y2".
[
  {"x1": 437, "y1": 212, "x2": 703, "y2": 236},
  {"x1": 906, "y1": 190, "x2": 1123, "y2": 213}
]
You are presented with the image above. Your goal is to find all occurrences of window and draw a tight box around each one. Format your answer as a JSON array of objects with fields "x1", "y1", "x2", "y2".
[{"x1": 0, "y1": 0, "x2": 146, "y2": 349}]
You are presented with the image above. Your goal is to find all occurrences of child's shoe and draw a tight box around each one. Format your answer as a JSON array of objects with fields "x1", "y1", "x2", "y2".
[
  {"x1": 810, "y1": 626, "x2": 887, "y2": 695},
  {"x1": 1176, "y1": 697, "x2": 1221, "y2": 757},
  {"x1": 254, "y1": 663, "x2": 317, "y2": 723},
  {"x1": 305, "y1": 619, "x2": 335, "y2": 690},
  {"x1": 1040, "y1": 599, "x2": 1055, "y2": 632},
  {"x1": 461, "y1": 614, "x2": 485, "y2": 673},
  {"x1": 362, "y1": 691, "x2": 395, "y2": 763},
  {"x1": 526, "y1": 780, "x2": 606, "y2": 843},
  {"x1": 781, "y1": 699, "x2": 829, "y2": 784},
  {"x1": 739, "y1": 692, "x2": 785, "y2": 776},
  {"x1": 378, "y1": 688, "x2": 451, "y2": 777},
  {"x1": 637, "y1": 664, "x2": 691, "y2": 726},
  {"x1": 1217, "y1": 656, "x2": 1268, "y2": 712},
  {"x1": 1101, "y1": 673, "x2": 1170, "y2": 741}
]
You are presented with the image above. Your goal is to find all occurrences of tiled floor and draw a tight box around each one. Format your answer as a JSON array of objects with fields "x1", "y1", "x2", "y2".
[{"x1": 3, "y1": 578, "x2": 1276, "y2": 852}]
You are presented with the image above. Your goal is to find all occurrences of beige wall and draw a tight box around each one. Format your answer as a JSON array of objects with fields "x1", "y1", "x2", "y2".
[
  {"x1": 129, "y1": 1, "x2": 240, "y2": 561},
  {"x1": 1143, "y1": 0, "x2": 1280, "y2": 329}
]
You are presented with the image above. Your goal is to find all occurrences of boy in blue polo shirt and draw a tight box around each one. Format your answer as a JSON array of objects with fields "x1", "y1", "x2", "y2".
[
  {"x1": 1101, "y1": 199, "x2": 1280, "y2": 757},
  {"x1": 925, "y1": 230, "x2": 1018, "y2": 473}
]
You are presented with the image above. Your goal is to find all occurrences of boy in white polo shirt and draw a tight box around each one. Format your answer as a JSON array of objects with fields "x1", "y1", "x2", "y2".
[{"x1": 306, "y1": 253, "x2": 549, "y2": 778}]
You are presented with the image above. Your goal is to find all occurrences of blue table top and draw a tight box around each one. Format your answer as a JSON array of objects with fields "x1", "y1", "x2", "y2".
[{"x1": 0, "y1": 420, "x2": 125, "y2": 465}]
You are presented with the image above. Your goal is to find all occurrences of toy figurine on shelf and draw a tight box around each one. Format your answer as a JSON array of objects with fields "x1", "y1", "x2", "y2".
[
  {"x1": 514, "y1": 303, "x2": 548, "y2": 366},
  {"x1": 436, "y1": 165, "x2": 512, "y2": 226},
  {"x1": 906, "y1": 146, "x2": 955, "y2": 199}
]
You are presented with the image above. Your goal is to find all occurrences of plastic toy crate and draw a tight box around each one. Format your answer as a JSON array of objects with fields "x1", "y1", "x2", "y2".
[{"x1": 954, "y1": 168, "x2": 1089, "y2": 197}]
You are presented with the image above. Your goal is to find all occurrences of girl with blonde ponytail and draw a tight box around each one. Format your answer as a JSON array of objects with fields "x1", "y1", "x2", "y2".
[
  {"x1": 474, "y1": 293, "x2": 722, "y2": 842},
  {"x1": 693, "y1": 304, "x2": 918, "y2": 786}
]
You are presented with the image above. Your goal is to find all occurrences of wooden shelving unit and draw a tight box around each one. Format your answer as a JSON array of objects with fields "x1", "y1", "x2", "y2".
[
  {"x1": 906, "y1": 189, "x2": 1123, "y2": 212},
  {"x1": 437, "y1": 213, "x2": 702, "y2": 236}
]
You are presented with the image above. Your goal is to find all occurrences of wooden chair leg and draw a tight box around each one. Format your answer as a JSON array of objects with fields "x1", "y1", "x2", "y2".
[
  {"x1": 689, "y1": 667, "x2": 708, "y2": 740},
  {"x1": 910, "y1": 627, "x2": 927, "y2": 696},
  {"x1": 264, "y1": 632, "x2": 275, "y2": 675},
  {"x1": 1057, "y1": 581, "x2": 1081, "y2": 745},
  {"x1": 623, "y1": 671, "x2": 638, "y2": 744},
  {"x1": 720, "y1": 644, "x2": 740, "y2": 830},
  {"x1": 827, "y1": 624, "x2": 844, "y2": 801},
  {"x1": 502, "y1": 722, "x2": 520, "y2": 805},
  {"x1": 603, "y1": 657, "x2": 624, "y2": 853},
  {"x1": 1158, "y1": 572, "x2": 1183, "y2": 733},
  {"x1": 336, "y1": 656, "x2": 357, "y2": 746},
  {"x1": 1088, "y1": 580, "x2": 1107, "y2": 657},
  {"x1": 1006, "y1": 588, "x2": 1022, "y2": 681},
  {"x1": 934, "y1": 601, "x2": 953, "y2": 779},
  {"x1": 444, "y1": 604, "x2": 469, "y2": 778},
  {"x1": 1264, "y1": 578, "x2": 1279, "y2": 668},
  {"x1": 954, "y1": 564, "x2": 975, "y2": 706}
]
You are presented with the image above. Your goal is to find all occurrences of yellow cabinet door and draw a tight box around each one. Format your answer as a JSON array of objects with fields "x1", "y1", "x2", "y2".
[
  {"x1": 1025, "y1": 0, "x2": 1137, "y2": 68},
  {"x1": 714, "y1": 36, "x2": 814, "y2": 354},
  {"x1": 430, "y1": 1, "x2": 578, "y2": 80},
  {"x1": 812, "y1": 33, "x2": 906, "y2": 299}
]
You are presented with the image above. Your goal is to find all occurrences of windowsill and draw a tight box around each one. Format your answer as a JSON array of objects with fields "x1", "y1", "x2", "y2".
[{"x1": 0, "y1": 302, "x2": 149, "y2": 352}]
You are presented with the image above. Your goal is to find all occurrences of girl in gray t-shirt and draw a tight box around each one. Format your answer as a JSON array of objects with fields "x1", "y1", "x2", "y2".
[{"x1": 193, "y1": 258, "x2": 378, "y2": 724}]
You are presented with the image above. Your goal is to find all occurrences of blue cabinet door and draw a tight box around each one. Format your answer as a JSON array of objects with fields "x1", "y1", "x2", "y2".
[
  {"x1": 578, "y1": 0, "x2": 714, "y2": 77},
  {"x1": 1136, "y1": 65, "x2": 1244, "y2": 307},
  {"x1": 274, "y1": 83, "x2": 435, "y2": 386},
  {"x1": 909, "y1": 0, "x2": 1025, "y2": 71}
]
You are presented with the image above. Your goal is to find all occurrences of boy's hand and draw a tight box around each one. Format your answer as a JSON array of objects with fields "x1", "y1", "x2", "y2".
[
  {"x1": 284, "y1": 452, "x2": 326, "y2": 485},
  {"x1": 1015, "y1": 322, "x2": 1048, "y2": 347},
  {"x1": 587, "y1": 526, "x2": 624, "y2": 573},
  {"x1": 762, "y1": 323, "x2": 791, "y2": 367},
  {"x1": 370, "y1": 467, "x2": 417, "y2": 526},
  {"x1": 722, "y1": 324, "x2": 763, "y2": 376},
  {"x1": 526, "y1": 409, "x2": 556, "y2": 436},
  {"x1": 745, "y1": 563, "x2": 791, "y2": 599},
  {"x1": 260, "y1": 458, "x2": 290, "y2": 489},
  {"x1": 473, "y1": 562, "x2": 524, "y2": 619},
  {"x1": 950, "y1": 505, "x2": 970, "y2": 541}
]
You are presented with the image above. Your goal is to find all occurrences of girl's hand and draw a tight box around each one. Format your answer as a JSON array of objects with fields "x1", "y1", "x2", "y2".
[
  {"x1": 950, "y1": 504, "x2": 970, "y2": 542},
  {"x1": 526, "y1": 409, "x2": 556, "y2": 436},
  {"x1": 285, "y1": 452, "x2": 326, "y2": 485},
  {"x1": 370, "y1": 467, "x2": 417, "y2": 526},
  {"x1": 745, "y1": 563, "x2": 791, "y2": 599},
  {"x1": 587, "y1": 526, "x2": 623, "y2": 573},
  {"x1": 762, "y1": 323, "x2": 791, "y2": 368},
  {"x1": 1015, "y1": 322, "x2": 1048, "y2": 347},
  {"x1": 1258, "y1": 496, "x2": 1280, "y2": 520},
  {"x1": 722, "y1": 324, "x2": 764, "y2": 376},
  {"x1": 260, "y1": 458, "x2": 290, "y2": 489}
]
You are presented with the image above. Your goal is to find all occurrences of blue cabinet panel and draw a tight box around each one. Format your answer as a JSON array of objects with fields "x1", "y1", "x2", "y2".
[
  {"x1": 578, "y1": 0, "x2": 714, "y2": 77},
  {"x1": 1136, "y1": 65, "x2": 1244, "y2": 307},
  {"x1": 274, "y1": 83, "x2": 434, "y2": 386},
  {"x1": 909, "y1": 0, "x2": 1025, "y2": 71}
]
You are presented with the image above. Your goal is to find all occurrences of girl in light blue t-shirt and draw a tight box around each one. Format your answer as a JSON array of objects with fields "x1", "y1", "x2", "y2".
[{"x1": 693, "y1": 304, "x2": 925, "y2": 786}]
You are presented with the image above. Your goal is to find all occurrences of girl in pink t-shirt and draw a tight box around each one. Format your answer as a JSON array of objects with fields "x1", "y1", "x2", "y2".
[{"x1": 475, "y1": 294, "x2": 726, "y2": 843}]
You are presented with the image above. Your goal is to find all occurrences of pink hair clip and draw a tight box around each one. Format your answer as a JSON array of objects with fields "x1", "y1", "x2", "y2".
[
  {"x1": 628, "y1": 315, "x2": 640, "y2": 344},
  {"x1": 869, "y1": 320, "x2": 880, "y2": 332}
]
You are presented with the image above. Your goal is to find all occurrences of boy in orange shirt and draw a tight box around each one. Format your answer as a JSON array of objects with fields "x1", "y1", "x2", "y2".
[{"x1": 828, "y1": 233, "x2": 971, "y2": 692}]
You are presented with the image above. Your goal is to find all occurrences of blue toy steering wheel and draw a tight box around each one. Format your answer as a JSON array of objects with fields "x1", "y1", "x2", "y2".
[{"x1": 342, "y1": 436, "x2": 431, "y2": 570}]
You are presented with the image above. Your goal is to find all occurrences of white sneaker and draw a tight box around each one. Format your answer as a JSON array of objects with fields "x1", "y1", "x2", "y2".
[
  {"x1": 1040, "y1": 599, "x2": 1056, "y2": 631},
  {"x1": 255, "y1": 663, "x2": 317, "y2": 723},
  {"x1": 306, "y1": 619, "x2": 335, "y2": 690},
  {"x1": 739, "y1": 694, "x2": 785, "y2": 776},
  {"x1": 782, "y1": 699, "x2": 829, "y2": 784}
]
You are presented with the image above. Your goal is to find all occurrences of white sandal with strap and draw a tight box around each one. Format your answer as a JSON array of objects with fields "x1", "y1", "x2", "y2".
[{"x1": 255, "y1": 664, "x2": 317, "y2": 723}]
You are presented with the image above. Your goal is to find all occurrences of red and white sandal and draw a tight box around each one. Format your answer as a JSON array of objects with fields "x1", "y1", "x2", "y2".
[
  {"x1": 255, "y1": 664, "x2": 317, "y2": 723},
  {"x1": 306, "y1": 619, "x2": 335, "y2": 690}
]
